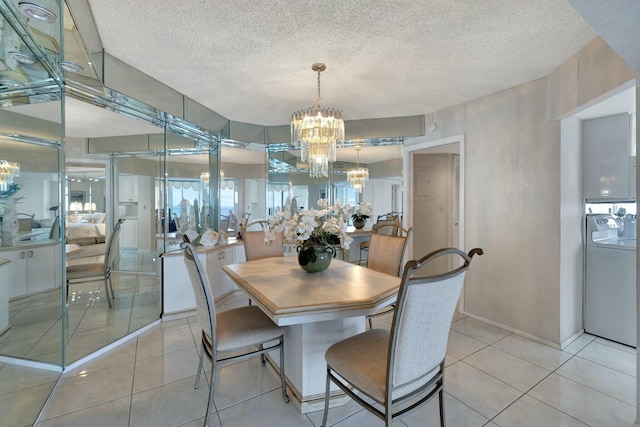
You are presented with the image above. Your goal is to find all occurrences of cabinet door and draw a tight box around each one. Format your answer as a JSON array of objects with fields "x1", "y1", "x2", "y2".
[
  {"x1": 120, "y1": 219, "x2": 138, "y2": 248},
  {"x1": 4, "y1": 250, "x2": 27, "y2": 299},
  {"x1": 27, "y1": 245, "x2": 57, "y2": 294},
  {"x1": 119, "y1": 175, "x2": 137, "y2": 201},
  {"x1": 218, "y1": 247, "x2": 236, "y2": 297},
  {"x1": 207, "y1": 247, "x2": 236, "y2": 300},
  {"x1": 583, "y1": 113, "x2": 631, "y2": 200}
]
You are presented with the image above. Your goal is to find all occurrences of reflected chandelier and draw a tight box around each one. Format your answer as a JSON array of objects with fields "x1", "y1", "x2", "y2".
[
  {"x1": 0, "y1": 160, "x2": 20, "y2": 192},
  {"x1": 291, "y1": 63, "x2": 345, "y2": 178},
  {"x1": 346, "y1": 145, "x2": 369, "y2": 193}
]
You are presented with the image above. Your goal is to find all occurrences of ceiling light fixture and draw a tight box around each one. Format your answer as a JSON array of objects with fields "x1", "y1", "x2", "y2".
[
  {"x1": 9, "y1": 51, "x2": 38, "y2": 65},
  {"x1": 57, "y1": 61, "x2": 84, "y2": 73},
  {"x1": 346, "y1": 145, "x2": 369, "y2": 193},
  {"x1": 291, "y1": 63, "x2": 344, "y2": 178},
  {"x1": 18, "y1": 2, "x2": 57, "y2": 23}
]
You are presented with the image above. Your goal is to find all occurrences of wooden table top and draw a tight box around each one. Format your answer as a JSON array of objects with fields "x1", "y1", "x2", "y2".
[{"x1": 222, "y1": 257, "x2": 400, "y2": 325}]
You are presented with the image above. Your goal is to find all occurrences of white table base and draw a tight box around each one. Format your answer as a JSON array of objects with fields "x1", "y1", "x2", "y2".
[{"x1": 268, "y1": 316, "x2": 365, "y2": 413}]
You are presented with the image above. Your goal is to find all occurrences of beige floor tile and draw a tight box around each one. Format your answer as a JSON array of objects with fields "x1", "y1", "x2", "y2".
[
  {"x1": 444, "y1": 362, "x2": 522, "y2": 419},
  {"x1": 66, "y1": 339, "x2": 137, "y2": 377},
  {"x1": 493, "y1": 394, "x2": 588, "y2": 427},
  {"x1": 401, "y1": 392, "x2": 488, "y2": 427},
  {"x1": 0, "y1": 364, "x2": 60, "y2": 396},
  {"x1": 528, "y1": 373, "x2": 636, "y2": 427},
  {"x1": 130, "y1": 375, "x2": 211, "y2": 427},
  {"x1": 133, "y1": 346, "x2": 201, "y2": 393},
  {"x1": 450, "y1": 317, "x2": 511, "y2": 344},
  {"x1": 217, "y1": 389, "x2": 313, "y2": 427},
  {"x1": 211, "y1": 357, "x2": 283, "y2": 410},
  {"x1": 40, "y1": 362, "x2": 135, "y2": 419},
  {"x1": 135, "y1": 324, "x2": 196, "y2": 361},
  {"x1": 0, "y1": 382, "x2": 58, "y2": 427},
  {"x1": 463, "y1": 346, "x2": 551, "y2": 392},
  {"x1": 35, "y1": 396, "x2": 131, "y2": 427},
  {"x1": 452, "y1": 311, "x2": 465, "y2": 322},
  {"x1": 576, "y1": 341, "x2": 636, "y2": 377},
  {"x1": 319, "y1": 406, "x2": 404, "y2": 426},
  {"x1": 492, "y1": 334, "x2": 572, "y2": 371},
  {"x1": 561, "y1": 334, "x2": 595, "y2": 355},
  {"x1": 555, "y1": 355, "x2": 636, "y2": 406},
  {"x1": 305, "y1": 395, "x2": 370, "y2": 427},
  {"x1": 593, "y1": 337, "x2": 636, "y2": 355},
  {"x1": 446, "y1": 330, "x2": 487, "y2": 360}
]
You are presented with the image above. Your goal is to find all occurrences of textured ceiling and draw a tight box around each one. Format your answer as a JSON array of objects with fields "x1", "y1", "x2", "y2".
[{"x1": 85, "y1": 0, "x2": 596, "y2": 127}]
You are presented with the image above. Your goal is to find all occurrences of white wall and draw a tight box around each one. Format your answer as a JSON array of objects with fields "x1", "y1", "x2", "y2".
[{"x1": 406, "y1": 37, "x2": 635, "y2": 346}]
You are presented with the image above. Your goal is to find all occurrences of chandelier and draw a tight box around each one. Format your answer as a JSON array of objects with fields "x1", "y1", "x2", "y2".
[
  {"x1": 291, "y1": 63, "x2": 345, "y2": 178},
  {"x1": 0, "y1": 160, "x2": 20, "y2": 192},
  {"x1": 346, "y1": 145, "x2": 369, "y2": 193}
]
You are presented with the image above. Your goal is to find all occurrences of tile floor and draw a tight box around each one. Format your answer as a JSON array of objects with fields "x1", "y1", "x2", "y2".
[
  {"x1": 5, "y1": 292, "x2": 631, "y2": 427},
  {"x1": 0, "y1": 248, "x2": 161, "y2": 365}
]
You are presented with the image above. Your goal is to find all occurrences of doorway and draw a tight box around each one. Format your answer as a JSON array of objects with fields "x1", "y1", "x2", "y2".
[{"x1": 403, "y1": 134, "x2": 465, "y2": 274}]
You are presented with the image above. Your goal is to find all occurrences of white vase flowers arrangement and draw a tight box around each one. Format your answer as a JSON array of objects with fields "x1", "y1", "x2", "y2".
[
  {"x1": 265, "y1": 198, "x2": 354, "y2": 267},
  {"x1": 351, "y1": 202, "x2": 372, "y2": 223}
]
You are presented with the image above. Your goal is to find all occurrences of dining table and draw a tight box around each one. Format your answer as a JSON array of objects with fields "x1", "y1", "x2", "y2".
[{"x1": 222, "y1": 256, "x2": 400, "y2": 413}]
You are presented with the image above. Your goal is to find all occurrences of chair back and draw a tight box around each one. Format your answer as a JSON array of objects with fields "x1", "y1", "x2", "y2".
[
  {"x1": 373, "y1": 212, "x2": 400, "y2": 236},
  {"x1": 17, "y1": 213, "x2": 34, "y2": 231},
  {"x1": 49, "y1": 215, "x2": 61, "y2": 240},
  {"x1": 387, "y1": 248, "x2": 483, "y2": 400},
  {"x1": 367, "y1": 227, "x2": 413, "y2": 277},
  {"x1": 242, "y1": 220, "x2": 283, "y2": 261},
  {"x1": 104, "y1": 219, "x2": 124, "y2": 274},
  {"x1": 181, "y1": 241, "x2": 217, "y2": 347}
]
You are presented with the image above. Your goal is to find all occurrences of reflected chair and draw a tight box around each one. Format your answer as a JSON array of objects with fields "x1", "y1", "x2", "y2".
[
  {"x1": 181, "y1": 241, "x2": 289, "y2": 427},
  {"x1": 359, "y1": 212, "x2": 401, "y2": 265},
  {"x1": 49, "y1": 215, "x2": 61, "y2": 240},
  {"x1": 241, "y1": 220, "x2": 283, "y2": 261},
  {"x1": 66, "y1": 218, "x2": 124, "y2": 308},
  {"x1": 17, "y1": 212, "x2": 34, "y2": 231},
  {"x1": 321, "y1": 248, "x2": 483, "y2": 427}
]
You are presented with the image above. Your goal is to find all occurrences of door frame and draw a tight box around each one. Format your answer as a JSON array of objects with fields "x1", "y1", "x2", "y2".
[{"x1": 403, "y1": 134, "x2": 465, "y2": 256}]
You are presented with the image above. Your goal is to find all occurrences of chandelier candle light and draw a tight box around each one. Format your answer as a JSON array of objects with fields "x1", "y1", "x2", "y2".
[
  {"x1": 347, "y1": 145, "x2": 369, "y2": 193},
  {"x1": 291, "y1": 63, "x2": 345, "y2": 178}
]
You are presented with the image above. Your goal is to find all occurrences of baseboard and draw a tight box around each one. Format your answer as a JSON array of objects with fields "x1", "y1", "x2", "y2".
[
  {"x1": 0, "y1": 355, "x2": 62, "y2": 372},
  {"x1": 462, "y1": 311, "x2": 564, "y2": 350}
]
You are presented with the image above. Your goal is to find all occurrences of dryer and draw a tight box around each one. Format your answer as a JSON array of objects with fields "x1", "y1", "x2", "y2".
[{"x1": 585, "y1": 214, "x2": 637, "y2": 347}]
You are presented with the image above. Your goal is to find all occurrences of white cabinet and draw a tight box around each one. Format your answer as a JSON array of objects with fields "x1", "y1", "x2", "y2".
[
  {"x1": 583, "y1": 113, "x2": 634, "y2": 200},
  {"x1": 162, "y1": 243, "x2": 242, "y2": 315},
  {"x1": 208, "y1": 246, "x2": 236, "y2": 300},
  {"x1": 120, "y1": 219, "x2": 138, "y2": 248},
  {"x1": 2, "y1": 244, "x2": 60, "y2": 299},
  {"x1": 119, "y1": 175, "x2": 138, "y2": 202}
]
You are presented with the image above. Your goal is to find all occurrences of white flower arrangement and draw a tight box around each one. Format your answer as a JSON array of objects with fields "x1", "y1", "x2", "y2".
[
  {"x1": 265, "y1": 198, "x2": 354, "y2": 253},
  {"x1": 352, "y1": 201, "x2": 372, "y2": 222}
]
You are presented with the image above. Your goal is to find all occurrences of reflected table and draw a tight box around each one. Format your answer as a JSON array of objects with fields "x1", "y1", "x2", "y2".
[{"x1": 222, "y1": 257, "x2": 399, "y2": 413}]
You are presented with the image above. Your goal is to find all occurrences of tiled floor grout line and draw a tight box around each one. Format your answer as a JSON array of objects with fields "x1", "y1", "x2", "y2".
[{"x1": 484, "y1": 351, "x2": 586, "y2": 426}]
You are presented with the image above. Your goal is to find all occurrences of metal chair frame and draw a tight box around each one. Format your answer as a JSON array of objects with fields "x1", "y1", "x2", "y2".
[
  {"x1": 359, "y1": 212, "x2": 401, "y2": 265},
  {"x1": 181, "y1": 242, "x2": 289, "y2": 427},
  {"x1": 322, "y1": 247, "x2": 483, "y2": 427}
]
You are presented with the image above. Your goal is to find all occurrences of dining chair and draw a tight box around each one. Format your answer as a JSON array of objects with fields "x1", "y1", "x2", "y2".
[
  {"x1": 66, "y1": 218, "x2": 124, "y2": 308},
  {"x1": 17, "y1": 212, "x2": 35, "y2": 231},
  {"x1": 49, "y1": 215, "x2": 61, "y2": 240},
  {"x1": 241, "y1": 220, "x2": 283, "y2": 260},
  {"x1": 359, "y1": 212, "x2": 401, "y2": 265},
  {"x1": 321, "y1": 247, "x2": 483, "y2": 427},
  {"x1": 365, "y1": 226, "x2": 413, "y2": 329},
  {"x1": 181, "y1": 241, "x2": 289, "y2": 427}
]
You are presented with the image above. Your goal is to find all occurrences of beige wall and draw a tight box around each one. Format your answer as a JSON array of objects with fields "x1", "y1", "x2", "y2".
[{"x1": 406, "y1": 37, "x2": 634, "y2": 346}]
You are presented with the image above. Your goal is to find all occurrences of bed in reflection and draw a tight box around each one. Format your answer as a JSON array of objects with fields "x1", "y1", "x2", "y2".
[{"x1": 66, "y1": 213, "x2": 107, "y2": 246}]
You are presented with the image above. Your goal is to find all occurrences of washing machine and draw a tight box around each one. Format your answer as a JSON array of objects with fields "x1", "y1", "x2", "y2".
[{"x1": 585, "y1": 214, "x2": 637, "y2": 347}]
